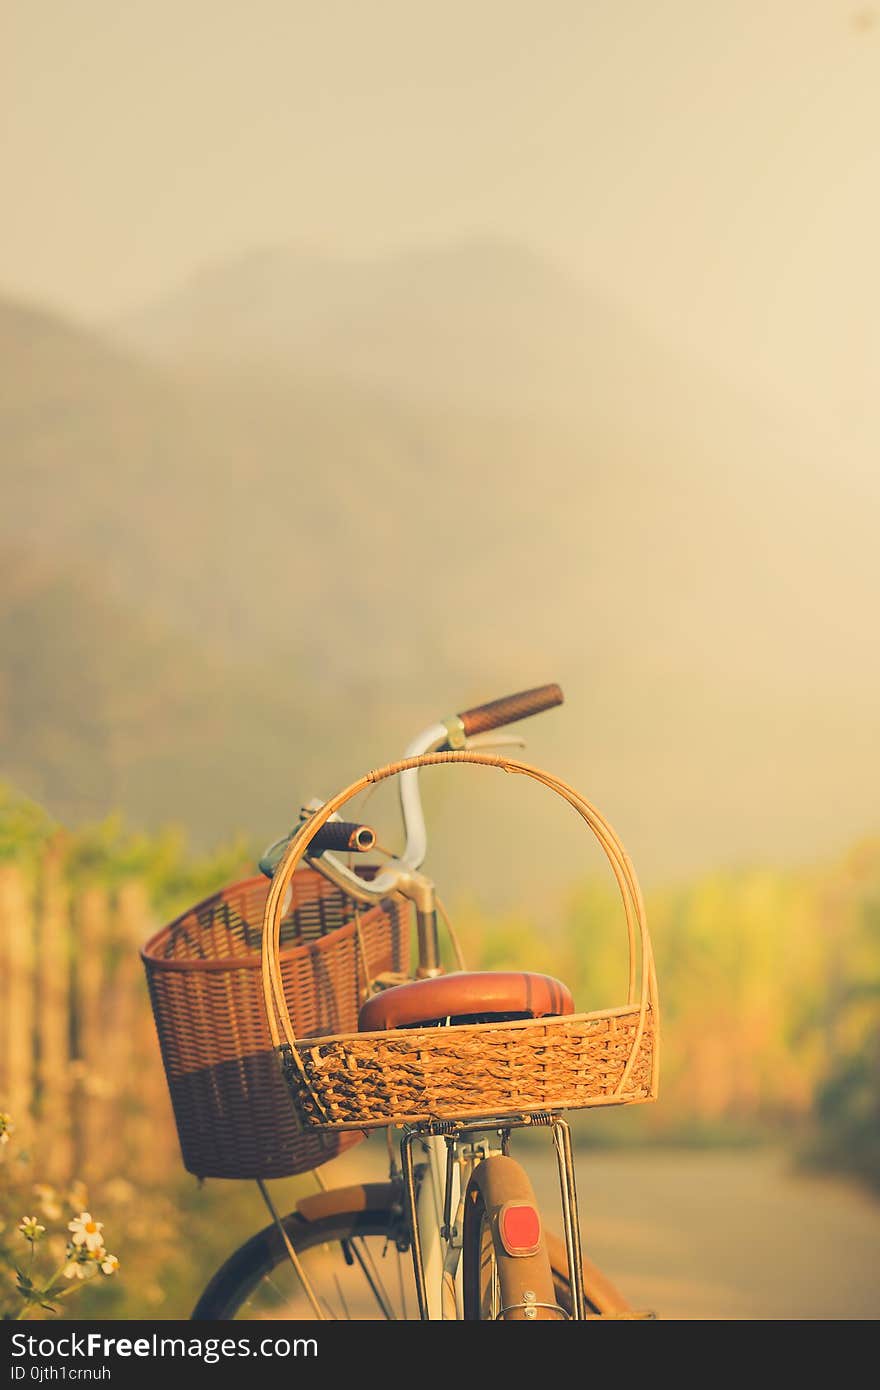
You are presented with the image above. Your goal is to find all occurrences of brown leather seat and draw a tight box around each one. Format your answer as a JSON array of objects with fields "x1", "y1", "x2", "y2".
[{"x1": 358, "y1": 971, "x2": 574, "y2": 1033}]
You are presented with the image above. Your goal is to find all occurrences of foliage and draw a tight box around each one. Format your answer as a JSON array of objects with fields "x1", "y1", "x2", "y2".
[
  {"x1": 0, "y1": 1112, "x2": 310, "y2": 1320},
  {"x1": 0, "y1": 1122, "x2": 120, "y2": 1319},
  {"x1": 0, "y1": 782, "x2": 250, "y2": 919},
  {"x1": 0, "y1": 786, "x2": 56, "y2": 867},
  {"x1": 455, "y1": 838, "x2": 880, "y2": 1183},
  {"x1": 3, "y1": 780, "x2": 873, "y2": 1183},
  {"x1": 1, "y1": 788, "x2": 878, "y2": 1326},
  {"x1": 800, "y1": 849, "x2": 880, "y2": 1189}
]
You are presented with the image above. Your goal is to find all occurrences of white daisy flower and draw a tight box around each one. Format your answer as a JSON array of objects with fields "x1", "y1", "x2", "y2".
[
  {"x1": 68, "y1": 1212, "x2": 104, "y2": 1252},
  {"x1": 64, "y1": 1238, "x2": 103, "y2": 1277},
  {"x1": 100, "y1": 1254, "x2": 119, "y2": 1276},
  {"x1": 18, "y1": 1215, "x2": 45, "y2": 1242},
  {"x1": 0, "y1": 1113, "x2": 13, "y2": 1145}
]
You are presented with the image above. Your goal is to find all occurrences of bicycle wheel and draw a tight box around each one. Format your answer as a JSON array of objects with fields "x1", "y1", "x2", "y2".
[
  {"x1": 461, "y1": 1156, "x2": 562, "y2": 1320},
  {"x1": 193, "y1": 1180, "x2": 633, "y2": 1320},
  {"x1": 192, "y1": 1182, "x2": 415, "y2": 1321}
]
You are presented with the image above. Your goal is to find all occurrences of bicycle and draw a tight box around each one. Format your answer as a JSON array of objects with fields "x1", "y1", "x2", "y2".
[{"x1": 145, "y1": 685, "x2": 658, "y2": 1321}]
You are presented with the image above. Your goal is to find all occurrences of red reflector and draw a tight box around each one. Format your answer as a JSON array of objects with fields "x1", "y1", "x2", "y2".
[{"x1": 499, "y1": 1203, "x2": 541, "y2": 1255}]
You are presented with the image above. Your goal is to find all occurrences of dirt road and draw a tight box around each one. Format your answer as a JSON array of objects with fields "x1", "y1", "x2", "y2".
[{"x1": 524, "y1": 1147, "x2": 880, "y2": 1320}]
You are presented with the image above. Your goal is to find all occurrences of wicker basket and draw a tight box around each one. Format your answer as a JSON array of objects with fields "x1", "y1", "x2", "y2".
[
  {"x1": 142, "y1": 869, "x2": 409, "y2": 1177},
  {"x1": 262, "y1": 752, "x2": 659, "y2": 1131}
]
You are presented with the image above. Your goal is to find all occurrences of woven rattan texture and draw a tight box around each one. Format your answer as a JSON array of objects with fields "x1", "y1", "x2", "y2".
[
  {"x1": 143, "y1": 870, "x2": 409, "y2": 1177},
  {"x1": 287, "y1": 1006, "x2": 655, "y2": 1130}
]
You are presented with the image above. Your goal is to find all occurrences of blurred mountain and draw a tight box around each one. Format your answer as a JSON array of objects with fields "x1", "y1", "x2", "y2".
[
  {"x1": 1, "y1": 244, "x2": 878, "y2": 884},
  {"x1": 0, "y1": 549, "x2": 344, "y2": 842},
  {"x1": 115, "y1": 240, "x2": 654, "y2": 419}
]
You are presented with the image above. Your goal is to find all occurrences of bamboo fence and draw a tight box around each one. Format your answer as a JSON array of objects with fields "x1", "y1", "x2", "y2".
[{"x1": 0, "y1": 851, "x2": 179, "y2": 1188}]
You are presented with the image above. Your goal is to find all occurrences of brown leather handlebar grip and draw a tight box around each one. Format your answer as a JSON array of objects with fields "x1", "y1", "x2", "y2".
[{"x1": 457, "y1": 684, "x2": 564, "y2": 737}]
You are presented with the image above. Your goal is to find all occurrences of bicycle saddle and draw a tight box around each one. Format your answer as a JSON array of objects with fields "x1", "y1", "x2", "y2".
[{"x1": 357, "y1": 971, "x2": 574, "y2": 1032}]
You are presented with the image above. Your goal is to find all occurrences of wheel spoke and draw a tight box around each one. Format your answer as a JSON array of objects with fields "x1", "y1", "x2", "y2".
[
  {"x1": 396, "y1": 1246, "x2": 408, "y2": 1321},
  {"x1": 331, "y1": 1275, "x2": 349, "y2": 1320},
  {"x1": 347, "y1": 1238, "x2": 397, "y2": 1320}
]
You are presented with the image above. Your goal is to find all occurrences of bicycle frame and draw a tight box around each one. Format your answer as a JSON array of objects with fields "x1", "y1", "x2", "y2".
[
  {"x1": 254, "y1": 688, "x2": 591, "y2": 1321},
  {"x1": 297, "y1": 716, "x2": 584, "y2": 1319}
]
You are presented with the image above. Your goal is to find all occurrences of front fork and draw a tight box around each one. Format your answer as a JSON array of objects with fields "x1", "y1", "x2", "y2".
[{"x1": 397, "y1": 1131, "x2": 464, "y2": 1319}]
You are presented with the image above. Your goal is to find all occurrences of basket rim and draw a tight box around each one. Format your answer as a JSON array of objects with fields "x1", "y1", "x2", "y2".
[
  {"x1": 287, "y1": 1090, "x2": 656, "y2": 1133},
  {"x1": 141, "y1": 875, "x2": 402, "y2": 973},
  {"x1": 290, "y1": 999, "x2": 653, "y2": 1052}
]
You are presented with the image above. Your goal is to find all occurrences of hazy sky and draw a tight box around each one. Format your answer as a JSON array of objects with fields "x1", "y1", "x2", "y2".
[{"x1": 3, "y1": 1, "x2": 878, "y2": 422}]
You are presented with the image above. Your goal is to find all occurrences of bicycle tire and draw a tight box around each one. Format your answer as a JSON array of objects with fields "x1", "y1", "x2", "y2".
[
  {"x1": 192, "y1": 1185, "x2": 633, "y2": 1320},
  {"x1": 192, "y1": 1198, "x2": 411, "y2": 1321}
]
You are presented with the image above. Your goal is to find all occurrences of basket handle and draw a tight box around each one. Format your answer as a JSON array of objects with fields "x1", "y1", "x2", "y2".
[{"x1": 260, "y1": 752, "x2": 658, "y2": 1105}]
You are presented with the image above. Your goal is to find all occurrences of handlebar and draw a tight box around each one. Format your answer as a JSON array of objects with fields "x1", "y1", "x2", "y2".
[
  {"x1": 259, "y1": 820, "x2": 375, "y2": 878},
  {"x1": 262, "y1": 682, "x2": 564, "y2": 911},
  {"x1": 456, "y1": 684, "x2": 564, "y2": 737}
]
